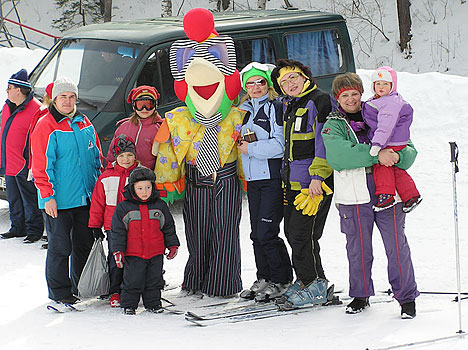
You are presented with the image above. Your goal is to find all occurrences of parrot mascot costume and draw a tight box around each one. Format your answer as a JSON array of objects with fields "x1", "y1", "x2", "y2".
[{"x1": 153, "y1": 8, "x2": 244, "y2": 296}]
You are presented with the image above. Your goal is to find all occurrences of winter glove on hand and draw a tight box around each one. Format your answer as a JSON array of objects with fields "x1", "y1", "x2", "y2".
[
  {"x1": 166, "y1": 246, "x2": 178, "y2": 260},
  {"x1": 91, "y1": 228, "x2": 105, "y2": 240},
  {"x1": 113, "y1": 251, "x2": 124, "y2": 268},
  {"x1": 370, "y1": 145, "x2": 382, "y2": 157},
  {"x1": 294, "y1": 183, "x2": 333, "y2": 216}
]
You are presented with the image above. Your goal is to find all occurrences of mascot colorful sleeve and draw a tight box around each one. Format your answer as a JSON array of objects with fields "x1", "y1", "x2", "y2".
[{"x1": 153, "y1": 8, "x2": 243, "y2": 296}]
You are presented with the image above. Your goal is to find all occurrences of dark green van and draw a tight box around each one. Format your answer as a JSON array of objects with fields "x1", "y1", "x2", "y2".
[{"x1": 29, "y1": 9, "x2": 355, "y2": 154}]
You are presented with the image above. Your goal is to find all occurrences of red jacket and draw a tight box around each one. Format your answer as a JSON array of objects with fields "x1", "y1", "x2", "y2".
[
  {"x1": 0, "y1": 93, "x2": 41, "y2": 176},
  {"x1": 110, "y1": 185, "x2": 179, "y2": 259},
  {"x1": 106, "y1": 114, "x2": 163, "y2": 170},
  {"x1": 88, "y1": 161, "x2": 139, "y2": 231}
]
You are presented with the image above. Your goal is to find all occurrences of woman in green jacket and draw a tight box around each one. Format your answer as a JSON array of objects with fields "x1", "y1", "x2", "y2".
[{"x1": 321, "y1": 72, "x2": 420, "y2": 319}]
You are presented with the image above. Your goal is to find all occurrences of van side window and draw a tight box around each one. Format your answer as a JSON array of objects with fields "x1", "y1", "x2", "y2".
[
  {"x1": 285, "y1": 29, "x2": 344, "y2": 76},
  {"x1": 235, "y1": 38, "x2": 276, "y2": 68},
  {"x1": 136, "y1": 47, "x2": 177, "y2": 106}
]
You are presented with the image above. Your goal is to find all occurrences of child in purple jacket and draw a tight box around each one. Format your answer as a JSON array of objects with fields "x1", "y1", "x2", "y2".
[{"x1": 362, "y1": 66, "x2": 422, "y2": 213}]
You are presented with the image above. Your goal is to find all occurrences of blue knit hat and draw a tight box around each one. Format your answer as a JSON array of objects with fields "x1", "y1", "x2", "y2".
[{"x1": 8, "y1": 69, "x2": 31, "y2": 89}]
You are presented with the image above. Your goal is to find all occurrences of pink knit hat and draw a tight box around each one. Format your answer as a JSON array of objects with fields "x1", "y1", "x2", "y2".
[{"x1": 371, "y1": 66, "x2": 397, "y2": 94}]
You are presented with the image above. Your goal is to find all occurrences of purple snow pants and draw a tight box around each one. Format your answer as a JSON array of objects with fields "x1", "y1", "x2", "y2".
[{"x1": 338, "y1": 173, "x2": 419, "y2": 304}]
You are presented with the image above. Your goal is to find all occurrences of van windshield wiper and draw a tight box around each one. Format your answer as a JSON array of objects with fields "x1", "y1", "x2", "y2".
[{"x1": 77, "y1": 97, "x2": 98, "y2": 110}]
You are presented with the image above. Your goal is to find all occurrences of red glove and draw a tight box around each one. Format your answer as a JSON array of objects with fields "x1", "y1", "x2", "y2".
[
  {"x1": 166, "y1": 246, "x2": 178, "y2": 260},
  {"x1": 113, "y1": 251, "x2": 124, "y2": 268}
]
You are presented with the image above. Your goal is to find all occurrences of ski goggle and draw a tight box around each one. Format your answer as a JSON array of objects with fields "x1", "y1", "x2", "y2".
[
  {"x1": 133, "y1": 99, "x2": 156, "y2": 111},
  {"x1": 240, "y1": 62, "x2": 274, "y2": 75},
  {"x1": 245, "y1": 79, "x2": 267, "y2": 89}
]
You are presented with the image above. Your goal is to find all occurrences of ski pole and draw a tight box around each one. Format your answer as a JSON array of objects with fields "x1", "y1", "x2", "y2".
[{"x1": 449, "y1": 141, "x2": 463, "y2": 334}]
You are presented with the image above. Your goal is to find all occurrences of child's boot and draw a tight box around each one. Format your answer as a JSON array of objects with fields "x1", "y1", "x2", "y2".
[
  {"x1": 374, "y1": 194, "x2": 395, "y2": 211},
  {"x1": 403, "y1": 196, "x2": 422, "y2": 213}
]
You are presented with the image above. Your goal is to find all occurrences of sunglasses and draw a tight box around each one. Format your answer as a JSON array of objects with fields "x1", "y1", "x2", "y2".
[
  {"x1": 245, "y1": 79, "x2": 267, "y2": 89},
  {"x1": 133, "y1": 99, "x2": 156, "y2": 111},
  {"x1": 280, "y1": 73, "x2": 302, "y2": 88}
]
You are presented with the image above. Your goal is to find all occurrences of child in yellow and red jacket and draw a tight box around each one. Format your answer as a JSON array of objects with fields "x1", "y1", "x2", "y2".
[{"x1": 110, "y1": 167, "x2": 179, "y2": 315}]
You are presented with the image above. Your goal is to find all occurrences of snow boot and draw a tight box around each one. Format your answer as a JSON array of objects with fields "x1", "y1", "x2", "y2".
[
  {"x1": 146, "y1": 305, "x2": 163, "y2": 313},
  {"x1": 124, "y1": 307, "x2": 136, "y2": 315},
  {"x1": 110, "y1": 293, "x2": 121, "y2": 308},
  {"x1": 374, "y1": 194, "x2": 395, "y2": 211},
  {"x1": 255, "y1": 282, "x2": 290, "y2": 302},
  {"x1": 240, "y1": 279, "x2": 269, "y2": 299},
  {"x1": 345, "y1": 297, "x2": 369, "y2": 314},
  {"x1": 57, "y1": 295, "x2": 80, "y2": 305},
  {"x1": 401, "y1": 301, "x2": 416, "y2": 319},
  {"x1": 403, "y1": 196, "x2": 422, "y2": 213},
  {"x1": 280, "y1": 278, "x2": 328, "y2": 309}
]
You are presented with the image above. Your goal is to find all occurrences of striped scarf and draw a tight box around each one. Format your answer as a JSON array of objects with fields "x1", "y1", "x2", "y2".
[{"x1": 195, "y1": 111, "x2": 223, "y2": 176}]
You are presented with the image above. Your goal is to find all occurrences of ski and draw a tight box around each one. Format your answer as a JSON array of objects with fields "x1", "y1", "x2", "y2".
[
  {"x1": 184, "y1": 294, "x2": 395, "y2": 326},
  {"x1": 46, "y1": 302, "x2": 83, "y2": 313},
  {"x1": 185, "y1": 297, "x2": 343, "y2": 326}
]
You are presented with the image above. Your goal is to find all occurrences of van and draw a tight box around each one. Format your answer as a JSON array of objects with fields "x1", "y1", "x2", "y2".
[
  {"x1": 0, "y1": 9, "x2": 355, "y2": 200},
  {"x1": 27, "y1": 8, "x2": 354, "y2": 155}
]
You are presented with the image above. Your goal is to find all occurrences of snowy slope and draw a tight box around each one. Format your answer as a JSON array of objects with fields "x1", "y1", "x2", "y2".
[
  {"x1": 1, "y1": 48, "x2": 468, "y2": 350},
  {"x1": 1, "y1": 0, "x2": 467, "y2": 75}
]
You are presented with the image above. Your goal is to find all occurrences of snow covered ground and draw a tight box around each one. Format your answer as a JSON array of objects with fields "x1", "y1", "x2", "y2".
[{"x1": 1, "y1": 49, "x2": 468, "y2": 350}]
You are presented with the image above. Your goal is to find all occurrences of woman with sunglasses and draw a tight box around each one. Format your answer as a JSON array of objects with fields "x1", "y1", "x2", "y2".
[
  {"x1": 106, "y1": 86, "x2": 163, "y2": 170},
  {"x1": 237, "y1": 62, "x2": 293, "y2": 302},
  {"x1": 270, "y1": 59, "x2": 337, "y2": 309}
]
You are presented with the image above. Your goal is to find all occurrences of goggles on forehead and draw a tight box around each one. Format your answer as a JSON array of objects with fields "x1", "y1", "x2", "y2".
[
  {"x1": 240, "y1": 62, "x2": 274, "y2": 75},
  {"x1": 170, "y1": 36, "x2": 236, "y2": 80},
  {"x1": 245, "y1": 79, "x2": 267, "y2": 88},
  {"x1": 133, "y1": 99, "x2": 156, "y2": 111}
]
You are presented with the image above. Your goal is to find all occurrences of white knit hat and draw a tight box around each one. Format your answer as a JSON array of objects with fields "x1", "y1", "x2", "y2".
[{"x1": 52, "y1": 77, "x2": 78, "y2": 100}]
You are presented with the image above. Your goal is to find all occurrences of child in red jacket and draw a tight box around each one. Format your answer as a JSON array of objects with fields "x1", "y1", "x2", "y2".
[
  {"x1": 111, "y1": 167, "x2": 179, "y2": 315},
  {"x1": 88, "y1": 134, "x2": 139, "y2": 307}
]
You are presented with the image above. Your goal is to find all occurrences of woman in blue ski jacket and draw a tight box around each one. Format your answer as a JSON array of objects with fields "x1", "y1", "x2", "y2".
[{"x1": 237, "y1": 62, "x2": 293, "y2": 302}]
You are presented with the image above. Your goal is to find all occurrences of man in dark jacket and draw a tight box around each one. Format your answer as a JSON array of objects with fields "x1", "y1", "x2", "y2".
[{"x1": 0, "y1": 69, "x2": 44, "y2": 243}]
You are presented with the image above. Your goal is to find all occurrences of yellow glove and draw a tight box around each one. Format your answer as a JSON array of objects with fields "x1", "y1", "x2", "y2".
[{"x1": 294, "y1": 183, "x2": 333, "y2": 216}]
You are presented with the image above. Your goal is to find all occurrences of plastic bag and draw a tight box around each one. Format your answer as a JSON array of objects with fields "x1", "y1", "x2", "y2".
[{"x1": 78, "y1": 238, "x2": 109, "y2": 298}]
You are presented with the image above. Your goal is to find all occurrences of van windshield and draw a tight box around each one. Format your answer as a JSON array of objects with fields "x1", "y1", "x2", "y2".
[{"x1": 32, "y1": 39, "x2": 141, "y2": 107}]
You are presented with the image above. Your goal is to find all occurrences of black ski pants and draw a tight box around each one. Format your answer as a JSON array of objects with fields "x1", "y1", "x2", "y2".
[
  {"x1": 247, "y1": 178, "x2": 292, "y2": 284},
  {"x1": 45, "y1": 204, "x2": 94, "y2": 301},
  {"x1": 283, "y1": 179, "x2": 333, "y2": 286},
  {"x1": 121, "y1": 255, "x2": 164, "y2": 309},
  {"x1": 105, "y1": 230, "x2": 123, "y2": 295}
]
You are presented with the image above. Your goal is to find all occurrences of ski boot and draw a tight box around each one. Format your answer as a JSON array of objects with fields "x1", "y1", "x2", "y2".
[
  {"x1": 240, "y1": 279, "x2": 269, "y2": 300},
  {"x1": 278, "y1": 278, "x2": 329, "y2": 310},
  {"x1": 255, "y1": 282, "x2": 290, "y2": 302}
]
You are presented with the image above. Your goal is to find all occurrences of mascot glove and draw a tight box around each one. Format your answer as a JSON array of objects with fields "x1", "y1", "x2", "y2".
[
  {"x1": 370, "y1": 145, "x2": 381, "y2": 157},
  {"x1": 113, "y1": 251, "x2": 124, "y2": 268},
  {"x1": 166, "y1": 246, "x2": 178, "y2": 260}
]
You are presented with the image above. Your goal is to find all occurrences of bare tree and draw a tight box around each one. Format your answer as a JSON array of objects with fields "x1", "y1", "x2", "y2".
[
  {"x1": 53, "y1": 0, "x2": 103, "y2": 32},
  {"x1": 162, "y1": 0, "x2": 172, "y2": 17},
  {"x1": 396, "y1": 0, "x2": 412, "y2": 53},
  {"x1": 101, "y1": 0, "x2": 112, "y2": 22},
  {"x1": 258, "y1": 0, "x2": 267, "y2": 9},
  {"x1": 211, "y1": 0, "x2": 230, "y2": 11}
]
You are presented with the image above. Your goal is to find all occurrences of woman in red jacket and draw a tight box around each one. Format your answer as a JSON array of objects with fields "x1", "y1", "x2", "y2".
[{"x1": 106, "y1": 86, "x2": 163, "y2": 170}]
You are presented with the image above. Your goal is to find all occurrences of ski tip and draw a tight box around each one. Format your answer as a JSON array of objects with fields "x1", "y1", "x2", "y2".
[
  {"x1": 46, "y1": 305, "x2": 62, "y2": 313},
  {"x1": 185, "y1": 311, "x2": 204, "y2": 320},
  {"x1": 185, "y1": 317, "x2": 206, "y2": 326}
]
